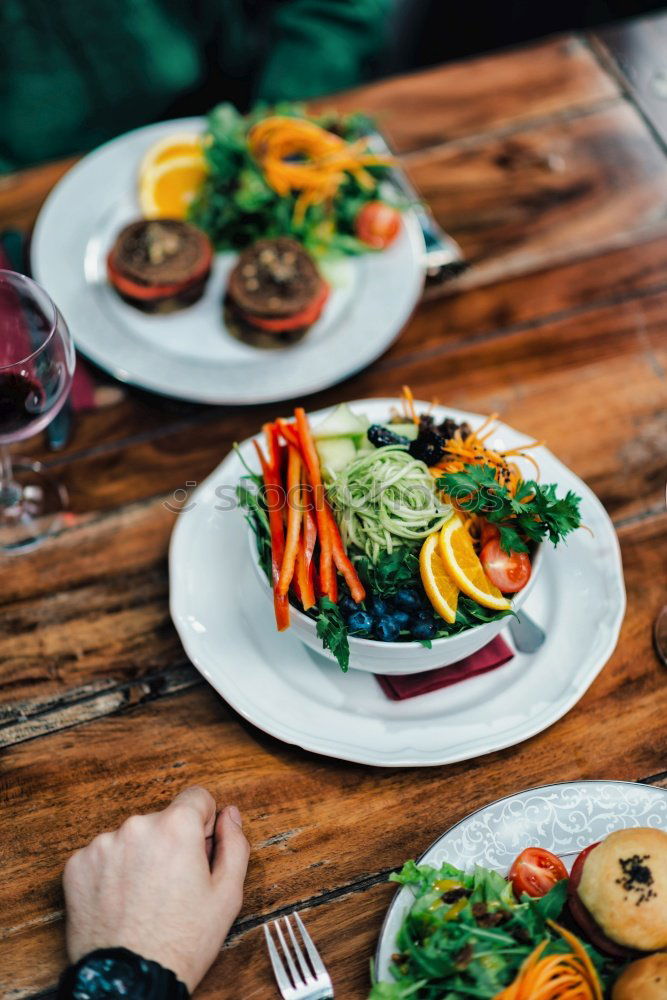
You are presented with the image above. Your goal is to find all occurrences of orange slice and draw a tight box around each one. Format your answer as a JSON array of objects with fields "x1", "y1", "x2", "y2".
[
  {"x1": 419, "y1": 532, "x2": 459, "y2": 624},
  {"x1": 139, "y1": 132, "x2": 204, "y2": 181},
  {"x1": 439, "y1": 514, "x2": 511, "y2": 611},
  {"x1": 139, "y1": 155, "x2": 207, "y2": 219}
]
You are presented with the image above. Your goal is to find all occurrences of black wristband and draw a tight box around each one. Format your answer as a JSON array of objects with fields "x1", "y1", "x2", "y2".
[{"x1": 57, "y1": 947, "x2": 189, "y2": 1000}]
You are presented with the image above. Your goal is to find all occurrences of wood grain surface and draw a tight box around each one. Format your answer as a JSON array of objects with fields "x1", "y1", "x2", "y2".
[{"x1": 2, "y1": 19, "x2": 667, "y2": 1000}]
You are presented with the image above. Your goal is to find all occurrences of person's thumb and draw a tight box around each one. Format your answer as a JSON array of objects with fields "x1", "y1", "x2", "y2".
[{"x1": 211, "y1": 805, "x2": 250, "y2": 926}]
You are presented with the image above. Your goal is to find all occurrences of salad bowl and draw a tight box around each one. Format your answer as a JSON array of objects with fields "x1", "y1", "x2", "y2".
[{"x1": 249, "y1": 529, "x2": 543, "y2": 674}]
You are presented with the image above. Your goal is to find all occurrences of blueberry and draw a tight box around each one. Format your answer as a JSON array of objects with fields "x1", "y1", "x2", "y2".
[
  {"x1": 394, "y1": 587, "x2": 423, "y2": 612},
  {"x1": 338, "y1": 594, "x2": 358, "y2": 617},
  {"x1": 368, "y1": 596, "x2": 391, "y2": 617},
  {"x1": 390, "y1": 610, "x2": 410, "y2": 629},
  {"x1": 412, "y1": 619, "x2": 437, "y2": 640},
  {"x1": 415, "y1": 608, "x2": 433, "y2": 622},
  {"x1": 347, "y1": 610, "x2": 374, "y2": 636},
  {"x1": 374, "y1": 616, "x2": 402, "y2": 642}
]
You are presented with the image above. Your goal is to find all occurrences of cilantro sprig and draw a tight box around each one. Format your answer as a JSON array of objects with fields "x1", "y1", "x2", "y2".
[
  {"x1": 437, "y1": 464, "x2": 582, "y2": 553},
  {"x1": 315, "y1": 598, "x2": 350, "y2": 672}
]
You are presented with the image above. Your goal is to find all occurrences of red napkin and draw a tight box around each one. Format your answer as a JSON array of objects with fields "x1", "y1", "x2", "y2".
[
  {"x1": 0, "y1": 242, "x2": 97, "y2": 412},
  {"x1": 377, "y1": 635, "x2": 514, "y2": 700}
]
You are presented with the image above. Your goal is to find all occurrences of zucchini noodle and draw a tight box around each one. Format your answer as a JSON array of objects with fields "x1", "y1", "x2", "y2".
[{"x1": 326, "y1": 445, "x2": 452, "y2": 563}]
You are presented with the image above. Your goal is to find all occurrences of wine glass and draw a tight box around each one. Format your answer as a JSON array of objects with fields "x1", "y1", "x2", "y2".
[{"x1": 0, "y1": 270, "x2": 76, "y2": 553}]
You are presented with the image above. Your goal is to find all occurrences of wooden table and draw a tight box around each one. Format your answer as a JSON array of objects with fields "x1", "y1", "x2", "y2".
[{"x1": 2, "y1": 15, "x2": 667, "y2": 998}]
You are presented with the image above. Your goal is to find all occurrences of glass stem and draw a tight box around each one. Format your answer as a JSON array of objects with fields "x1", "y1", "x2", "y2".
[{"x1": 0, "y1": 445, "x2": 21, "y2": 509}]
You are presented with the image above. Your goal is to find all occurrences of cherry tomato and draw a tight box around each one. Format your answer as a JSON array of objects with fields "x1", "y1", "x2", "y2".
[
  {"x1": 481, "y1": 538, "x2": 531, "y2": 593},
  {"x1": 355, "y1": 201, "x2": 401, "y2": 249},
  {"x1": 244, "y1": 283, "x2": 329, "y2": 332},
  {"x1": 509, "y1": 847, "x2": 568, "y2": 898}
]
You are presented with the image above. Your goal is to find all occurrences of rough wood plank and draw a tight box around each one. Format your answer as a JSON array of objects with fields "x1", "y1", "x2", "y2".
[
  {"x1": 591, "y1": 12, "x2": 667, "y2": 149},
  {"x1": 316, "y1": 36, "x2": 618, "y2": 153},
  {"x1": 405, "y1": 101, "x2": 667, "y2": 288},
  {"x1": 0, "y1": 156, "x2": 78, "y2": 232},
  {"x1": 420, "y1": 226, "x2": 667, "y2": 319},
  {"x1": 1, "y1": 512, "x2": 666, "y2": 995}
]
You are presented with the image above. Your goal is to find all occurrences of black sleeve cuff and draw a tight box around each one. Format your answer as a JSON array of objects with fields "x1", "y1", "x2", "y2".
[{"x1": 57, "y1": 947, "x2": 190, "y2": 1000}]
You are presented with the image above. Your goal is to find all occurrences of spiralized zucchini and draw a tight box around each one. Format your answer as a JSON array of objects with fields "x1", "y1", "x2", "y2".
[{"x1": 327, "y1": 445, "x2": 452, "y2": 563}]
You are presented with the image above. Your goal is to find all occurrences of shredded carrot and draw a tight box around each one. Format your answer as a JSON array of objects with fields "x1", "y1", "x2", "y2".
[
  {"x1": 248, "y1": 116, "x2": 391, "y2": 224},
  {"x1": 401, "y1": 385, "x2": 419, "y2": 424},
  {"x1": 494, "y1": 922, "x2": 602, "y2": 1000},
  {"x1": 426, "y1": 410, "x2": 543, "y2": 500}
]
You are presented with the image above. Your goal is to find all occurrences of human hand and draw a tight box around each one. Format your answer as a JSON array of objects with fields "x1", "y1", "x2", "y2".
[{"x1": 63, "y1": 786, "x2": 250, "y2": 992}]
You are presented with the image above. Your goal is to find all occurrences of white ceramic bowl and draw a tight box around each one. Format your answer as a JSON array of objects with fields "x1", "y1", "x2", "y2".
[{"x1": 249, "y1": 531, "x2": 542, "y2": 674}]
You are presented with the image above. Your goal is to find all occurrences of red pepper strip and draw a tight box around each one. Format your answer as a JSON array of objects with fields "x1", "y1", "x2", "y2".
[
  {"x1": 253, "y1": 440, "x2": 290, "y2": 631},
  {"x1": 277, "y1": 446, "x2": 303, "y2": 596},
  {"x1": 276, "y1": 418, "x2": 302, "y2": 453},
  {"x1": 297, "y1": 501, "x2": 317, "y2": 609},
  {"x1": 329, "y1": 562, "x2": 338, "y2": 603},
  {"x1": 263, "y1": 422, "x2": 283, "y2": 475},
  {"x1": 324, "y1": 505, "x2": 365, "y2": 603},
  {"x1": 294, "y1": 407, "x2": 335, "y2": 601}
]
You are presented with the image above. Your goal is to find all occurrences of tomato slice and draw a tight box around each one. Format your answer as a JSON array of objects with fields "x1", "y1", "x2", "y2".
[
  {"x1": 480, "y1": 538, "x2": 531, "y2": 593},
  {"x1": 107, "y1": 248, "x2": 212, "y2": 301},
  {"x1": 355, "y1": 201, "x2": 401, "y2": 249},
  {"x1": 509, "y1": 847, "x2": 568, "y2": 898},
  {"x1": 566, "y1": 842, "x2": 634, "y2": 958},
  {"x1": 243, "y1": 283, "x2": 329, "y2": 332},
  {"x1": 568, "y1": 842, "x2": 600, "y2": 894}
]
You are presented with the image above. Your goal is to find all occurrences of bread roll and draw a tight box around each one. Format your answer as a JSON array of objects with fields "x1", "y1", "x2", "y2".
[
  {"x1": 612, "y1": 952, "x2": 667, "y2": 999},
  {"x1": 578, "y1": 828, "x2": 667, "y2": 951}
]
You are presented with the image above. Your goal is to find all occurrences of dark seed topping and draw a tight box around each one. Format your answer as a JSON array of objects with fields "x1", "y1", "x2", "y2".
[{"x1": 615, "y1": 853, "x2": 657, "y2": 905}]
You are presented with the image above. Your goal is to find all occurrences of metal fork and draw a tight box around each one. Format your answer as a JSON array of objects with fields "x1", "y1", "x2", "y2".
[{"x1": 264, "y1": 913, "x2": 334, "y2": 999}]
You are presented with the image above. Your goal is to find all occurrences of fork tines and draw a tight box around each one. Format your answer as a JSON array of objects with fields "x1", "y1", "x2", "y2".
[{"x1": 264, "y1": 912, "x2": 333, "y2": 998}]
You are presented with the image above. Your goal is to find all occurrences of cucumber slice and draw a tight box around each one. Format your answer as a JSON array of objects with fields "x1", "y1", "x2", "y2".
[
  {"x1": 380, "y1": 422, "x2": 419, "y2": 441},
  {"x1": 316, "y1": 437, "x2": 358, "y2": 475},
  {"x1": 313, "y1": 403, "x2": 369, "y2": 440}
]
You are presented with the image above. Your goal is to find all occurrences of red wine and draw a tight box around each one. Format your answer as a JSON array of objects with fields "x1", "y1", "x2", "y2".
[{"x1": 0, "y1": 373, "x2": 44, "y2": 436}]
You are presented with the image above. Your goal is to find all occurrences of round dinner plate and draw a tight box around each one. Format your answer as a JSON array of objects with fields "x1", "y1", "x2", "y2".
[
  {"x1": 374, "y1": 780, "x2": 667, "y2": 983},
  {"x1": 31, "y1": 118, "x2": 424, "y2": 404},
  {"x1": 169, "y1": 398, "x2": 626, "y2": 767}
]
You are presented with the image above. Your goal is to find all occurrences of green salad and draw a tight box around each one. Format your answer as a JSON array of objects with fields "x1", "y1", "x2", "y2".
[
  {"x1": 369, "y1": 860, "x2": 612, "y2": 999},
  {"x1": 189, "y1": 102, "x2": 395, "y2": 256}
]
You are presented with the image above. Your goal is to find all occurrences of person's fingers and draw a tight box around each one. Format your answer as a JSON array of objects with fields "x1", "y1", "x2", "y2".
[
  {"x1": 164, "y1": 786, "x2": 218, "y2": 839},
  {"x1": 211, "y1": 806, "x2": 250, "y2": 915}
]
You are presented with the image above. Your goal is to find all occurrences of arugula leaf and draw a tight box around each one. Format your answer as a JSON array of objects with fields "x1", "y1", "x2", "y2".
[
  {"x1": 437, "y1": 465, "x2": 581, "y2": 554},
  {"x1": 374, "y1": 858, "x2": 616, "y2": 1000},
  {"x1": 315, "y1": 597, "x2": 350, "y2": 672},
  {"x1": 527, "y1": 878, "x2": 568, "y2": 921}
]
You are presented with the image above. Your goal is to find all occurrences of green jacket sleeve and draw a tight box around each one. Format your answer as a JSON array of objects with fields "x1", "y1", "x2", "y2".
[{"x1": 256, "y1": 0, "x2": 392, "y2": 102}]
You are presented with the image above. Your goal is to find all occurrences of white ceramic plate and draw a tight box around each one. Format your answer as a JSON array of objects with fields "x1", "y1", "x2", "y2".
[
  {"x1": 169, "y1": 399, "x2": 626, "y2": 767},
  {"x1": 375, "y1": 780, "x2": 667, "y2": 983},
  {"x1": 31, "y1": 118, "x2": 424, "y2": 404}
]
